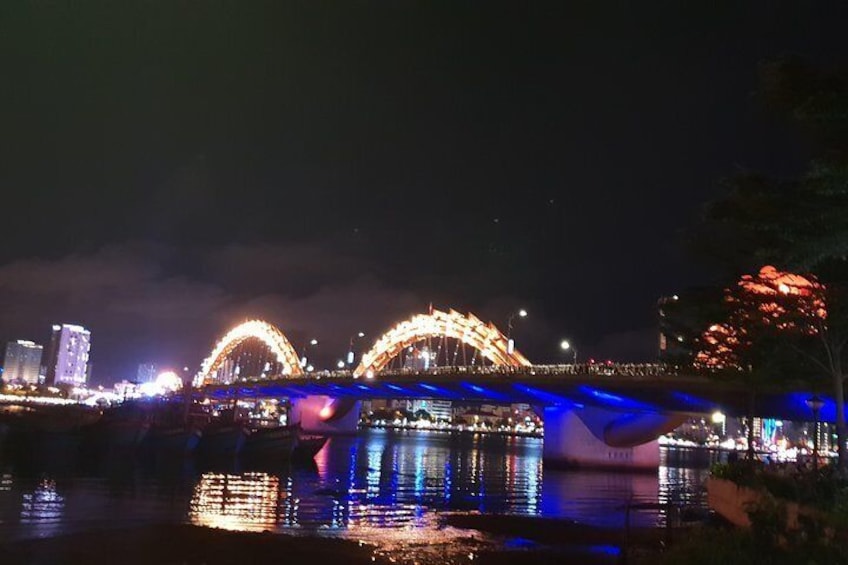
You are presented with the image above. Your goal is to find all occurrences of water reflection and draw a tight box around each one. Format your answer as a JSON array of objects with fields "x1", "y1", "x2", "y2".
[
  {"x1": 188, "y1": 472, "x2": 279, "y2": 532},
  {"x1": 183, "y1": 432, "x2": 682, "y2": 532},
  {"x1": 0, "y1": 431, "x2": 712, "y2": 544},
  {"x1": 20, "y1": 478, "x2": 64, "y2": 536}
]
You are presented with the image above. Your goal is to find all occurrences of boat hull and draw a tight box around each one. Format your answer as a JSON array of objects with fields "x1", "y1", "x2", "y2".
[
  {"x1": 292, "y1": 435, "x2": 328, "y2": 460},
  {"x1": 101, "y1": 420, "x2": 151, "y2": 449},
  {"x1": 146, "y1": 426, "x2": 202, "y2": 453},
  {"x1": 199, "y1": 425, "x2": 248, "y2": 456},
  {"x1": 244, "y1": 427, "x2": 297, "y2": 459}
]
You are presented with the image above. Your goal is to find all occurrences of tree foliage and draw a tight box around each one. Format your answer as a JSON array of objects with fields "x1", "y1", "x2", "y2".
[
  {"x1": 692, "y1": 58, "x2": 848, "y2": 467},
  {"x1": 695, "y1": 266, "x2": 826, "y2": 377}
]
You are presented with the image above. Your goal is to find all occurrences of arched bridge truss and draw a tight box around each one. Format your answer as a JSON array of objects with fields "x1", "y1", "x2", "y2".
[
  {"x1": 198, "y1": 309, "x2": 530, "y2": 384},
  {"x1": 199, "y1": 320, "x2": 303, "y2": 384},
  {"x1": 353, "y1": 308, "x2": 531, "y2": 377}
]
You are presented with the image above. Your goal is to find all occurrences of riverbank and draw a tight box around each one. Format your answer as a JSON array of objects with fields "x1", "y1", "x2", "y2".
[
  {"x1": 444, "y1": 513, "x2": 666, "y2": 547},
  {"x1": 0, "y1": 524, "x2": 382, "y2": 565},
  {"x1": 0, "y1": 521, "x2": 627, "y2": 565}
]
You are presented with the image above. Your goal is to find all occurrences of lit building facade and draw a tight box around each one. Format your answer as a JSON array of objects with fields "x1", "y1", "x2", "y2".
[
  {"x1": 136, "y1": 363, "x2": 157, "y2": 383},
  {"x1": 657, "y1": 288, "x2": 724, "y2": 364},
  {"x1": 2, "y1": 340, "x2": 43, "y2": 384},
  {"x1": 44, "y1": 324, "x2": 91, "y2": 387},
  {"x1": 410, "y1": 398, "x2": 452, "y2": 421}
]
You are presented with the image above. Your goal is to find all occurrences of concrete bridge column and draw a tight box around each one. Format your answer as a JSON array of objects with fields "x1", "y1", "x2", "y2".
[
  {"x1": 543, "y1": 406, "x2": 685, "y2": 471},
  {"x1": 289, "y1": 395, "x2": 361, "y2": 435}
]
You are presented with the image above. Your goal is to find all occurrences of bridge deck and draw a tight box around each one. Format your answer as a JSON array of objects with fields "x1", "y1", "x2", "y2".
[{"x1": 201, "y1": 366, "x2": 828, "y2": 423}]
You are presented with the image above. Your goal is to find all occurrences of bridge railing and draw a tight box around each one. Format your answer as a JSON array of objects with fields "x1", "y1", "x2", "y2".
[
  {"x1": 207, "y1": 363, "x2": 688, "y2": 386},
  {"x1": 368, "y1": 363, "x2": 677, "y2": 378}
]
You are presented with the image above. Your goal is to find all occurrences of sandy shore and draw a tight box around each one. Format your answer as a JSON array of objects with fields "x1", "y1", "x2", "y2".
[
  {"x1": 444, "y1": 513, "x2": 667, "y2": 546},
  {"x1": 0, "y1": 525, "x2": 382, "y2": 565},
  {"x1": 0, "y1": 519, "x2": 631, "y2": 565}
]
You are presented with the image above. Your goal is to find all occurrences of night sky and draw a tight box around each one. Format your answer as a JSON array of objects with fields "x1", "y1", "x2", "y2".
[{"x1": 2, "y1": 3, "x2": 848, "y2": 383}]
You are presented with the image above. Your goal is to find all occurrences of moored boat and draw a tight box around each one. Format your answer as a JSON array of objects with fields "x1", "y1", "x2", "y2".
[
  {"x1": 3, "y1": 404, "x2": 100, "y2": 454},
  {"x1": 100, "y1": 419, "x2": 151, "y2": 449},
  {"x1": 243, "y1": 425, "x2": 297, "y2": 459},
  {"x1": 146, "y1": 425, "x2": 202, "y2": 453},
  {"x1": 292, "y1": 434, "x2": 328, "y2": 460},
  {"x1": 198, "y1": 424, "x2": 249, "y2": 456}
]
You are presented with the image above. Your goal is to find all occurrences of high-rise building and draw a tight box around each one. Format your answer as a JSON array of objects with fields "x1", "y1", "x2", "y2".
[
  {"x1": 136, "y1": 363, "x2": 157, "y2": 384},
  {"x1": 2, "y1": 340, "x2": 43, "y2": 384},
  {"x1": 44, "y1": 324, "x2": 91, "y2": 387}
]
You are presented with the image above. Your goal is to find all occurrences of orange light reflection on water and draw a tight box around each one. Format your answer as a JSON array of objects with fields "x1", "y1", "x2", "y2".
[{"x1": 188, "y1": 472, "x2": 280, "y2": 532}]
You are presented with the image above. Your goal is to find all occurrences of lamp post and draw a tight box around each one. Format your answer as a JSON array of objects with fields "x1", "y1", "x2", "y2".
[
  {"x1": 506, "y1": 309, "x2": 528, "y2": 354},
  {"x1": 806, "y1": 394, "x2": 825, "y2": 468},
  {"x1": 347, "y1": 331, "x2": 366, "y2": 366},
  {"x1": 301, "y1": 338, "x2": 319, "y2": 369},
  {"x1": 181, "y1": 366, "x2": 194, "y2": 425},
  {"x1": 560, "y1": 339, "x2": 577, "y2": 364}
]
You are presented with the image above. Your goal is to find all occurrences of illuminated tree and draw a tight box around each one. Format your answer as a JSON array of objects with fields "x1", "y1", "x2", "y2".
[
  {"x1": 696, "y1": 266, "x2": 827, "y2": 368},
  {"x1": 695, "y1": 266, "x2": 827, "y2": 458}
]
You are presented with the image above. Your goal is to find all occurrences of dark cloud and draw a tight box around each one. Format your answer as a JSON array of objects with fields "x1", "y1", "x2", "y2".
[
  {"x1": 0, "y1": 242, "x2": 427, "y2": 383},
  {"x1": 207, "y1": 242, "x2": 364, "y2": 297},
  {"x1": 593, "y1": 329, "x2": 659, "y2": 364}
]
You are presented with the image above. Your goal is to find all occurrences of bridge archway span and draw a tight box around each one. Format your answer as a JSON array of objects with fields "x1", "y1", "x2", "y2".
[
  {"x1": 353, "y1": 308, "x2": 531, "y2": 377},
  {"x1": 200, "y1": 320, "x2": 303, "y2": 383}
]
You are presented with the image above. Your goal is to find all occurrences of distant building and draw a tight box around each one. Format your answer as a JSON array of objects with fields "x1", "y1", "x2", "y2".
[
  {"x1": 410, "y1": 398, "x2": 452, "y2": 421},
  {"x1": 3, "y1": 340, "x2": 43, "y2": 384},
  {"x1": 136, "y1": 363, "x2": 157, "y2": 384},
  {"x1": 389, "y1": 399, "x2": 412, "y2": 411},
  {"x1": 212, "y1": 358, "x2": 237, "y2": 384},
  {"x1": 402, "y1": 345, "x2": 434, "y2": 370},
  {"x1": 657, "y1": 287, "x2": 724, "y2": 364},
  {"x1": 44, "y1": 324, "x2": 91, "y2": 387},
  {"x1": 113, "y1": 380, "x2": 139, "y2": 399}
]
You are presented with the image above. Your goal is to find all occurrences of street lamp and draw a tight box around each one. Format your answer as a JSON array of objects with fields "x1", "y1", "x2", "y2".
[
  {"x1": 301, "y1": 338, "x2": 319, "y2": 369},
  {"x1": 560, "y1": 339, "x2": 577, "y2": 364},
  {"x1": 347, "y1": 331, "x2": 366, "y2": 365},
  {"x1": 507, "y1": 309, "x2": 528, "y2": 354},
  {"x1": 806, "y1": 394, "x2": 825, "y2": 468}
]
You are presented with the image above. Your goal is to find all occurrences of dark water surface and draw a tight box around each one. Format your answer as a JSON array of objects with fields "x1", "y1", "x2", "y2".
[{"x1": 0, "y1": 430, "x2": 713, "y2": 560}]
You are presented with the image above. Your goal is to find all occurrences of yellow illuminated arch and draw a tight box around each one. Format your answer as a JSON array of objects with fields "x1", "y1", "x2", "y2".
[
  {"x1": 354, "y1": 308, "x2": 531, "y2": 377},
  {"x1": 200, "y1": 320, "x2": 303, "y2": 383}
]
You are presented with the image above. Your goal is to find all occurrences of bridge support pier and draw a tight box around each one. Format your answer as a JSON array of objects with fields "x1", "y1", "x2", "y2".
[
  {"x1": 543, "y1": 406, "x2": 683, "y2": 471},
  {"x1": 289, "y1": 395, "x2": 361, "y2": 435}
]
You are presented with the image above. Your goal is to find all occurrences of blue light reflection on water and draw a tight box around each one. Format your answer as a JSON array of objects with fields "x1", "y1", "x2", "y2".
[{"x1": 0, "y1": 430, "x2": 712, "y2": 541}]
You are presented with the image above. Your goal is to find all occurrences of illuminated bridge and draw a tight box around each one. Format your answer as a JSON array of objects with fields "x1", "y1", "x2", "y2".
[{"x1": 195, "y1": 310, "x2": 828, "y2": 470}]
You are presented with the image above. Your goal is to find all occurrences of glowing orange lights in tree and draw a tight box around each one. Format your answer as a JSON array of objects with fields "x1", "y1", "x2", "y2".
[
  {"x1": 737, "y1": 265, "x2": 827, "y2": 326},
  {"x1": 353, "y1": 308, "x2": 531, "y2": 377},
  {"x1": 199, "y1": 320, "x2": 303, "y2": 384},
  {"x1": 695, "y1": 266, "x2": 827, "y2": 369},
  {"x1": 696, "y1": 323, "x2": 742, "y2": 369}
]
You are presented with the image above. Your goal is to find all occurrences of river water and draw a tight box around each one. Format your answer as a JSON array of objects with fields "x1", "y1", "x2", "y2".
[{"x1": 0, "y1": 429, "x2": 715, "y2": 560}]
